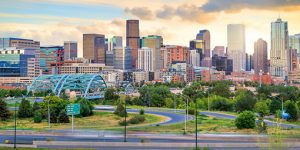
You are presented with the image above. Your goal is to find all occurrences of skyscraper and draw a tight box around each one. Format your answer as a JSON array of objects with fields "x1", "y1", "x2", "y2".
[
  {"x1": 114, "y1": 47, "x2": 132, "y2": 70},
  {"x1": 212, "y1": 46, "x2": 225, "y2": 57},
  {"x1": 289, "y1": 34, "x2": 300, "y2": 70},
  {"x1": 227, "y1": 24, "x2": 246, "y2": 72},
  {"x1": 141, "y1": 35, "x2": 163, "y2": 71},
  {"x1": 137, "y1": 47, "x2": 154, "y2": 72},
  {"x1": 83, "y1": 34, "x2": 105, "y2": 63},
  {"x1": 190, "y1": 39, "x2": 204, "y2": 65},
  {"x1": 64, "y1": 41, "x2": 77, "y2": 60},
  {"x1": 253, "y1": 39, "x2": 268, "y2": 75},
  {"x1": 189, "y1": 50, "x2": 200, "y2": 67},
  {"x1": 270, "y1": 18, "x2": 288, "y2": 77},
  {"x1": 126, "y1": 20, "x2": 140, "y2": 69},
  {"x1": 196, "y1": 30, "x2": 210, "y2": 58}
]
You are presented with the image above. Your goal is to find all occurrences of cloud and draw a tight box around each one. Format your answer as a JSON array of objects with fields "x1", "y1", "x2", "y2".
[
  {"x1": 124, "y1": 7, "x2": 154, "y2": 20},
  {"x1": 201, "y1": 0, "x2": 300, "y2": 12},
  {"x1": 156, "y1": 5, "x2": 175, "y2": 19}
]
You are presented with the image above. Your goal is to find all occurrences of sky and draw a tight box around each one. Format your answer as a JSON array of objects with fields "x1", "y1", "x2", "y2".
[{"x1": 0, "y1": 0, "x2": 300, "y2": 57}]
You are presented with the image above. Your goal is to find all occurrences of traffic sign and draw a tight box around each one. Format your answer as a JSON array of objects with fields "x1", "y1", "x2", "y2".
[{"x1": 67, "y1": 103, "x2": 80, "y2": 115}]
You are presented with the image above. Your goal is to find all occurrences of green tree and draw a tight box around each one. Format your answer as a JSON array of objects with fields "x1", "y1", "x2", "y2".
[
  {"x1": 33, "y1": 110, "x2": 42, "y2": 123},
  {"x1": 75, "y1": 98, "x2": 94, "y2": 117},
  {"x1": 209, "y1": 95, "x2": 233, "y2": 111},
  {"x1": 284, "y1": 100, "x2": 298, "y2": 121},
  {"x1": 210, "y1": 81, "x2": 231, "y2": 98},
  {"x1": 164, "y1": 98, "x2": 173, "y2": 108},
  {"x1": 270, "y1": 98, "x2": 281, "y2": 114},
  {"x1": 114, "y1": 103, "x2": 127, "y2": 117},
  {"x1": 254, "y1": 101, "x2": 270, "y2": 117},
  {"x1": 104, "y1": 88, "x2": 120, "y2": 101},
  {"x1": 58, "y1": 109, "x2": 70, "y2": 123},
  {"x1": 18, "y1": 99, "x2": 33, "y2": 118},
  {"x1": 235, "y1": 111, "x2": 256, "y2": 129},
  {"x1": 40, "y1": 96, "x2": 69, "y2": 123},
  {"x1": 32, "y1": 101, "x2": 40, "y2": 112},
  {"x1": 235, "y1": 90, "x2": 257, "y2": 112},
  {"x1": 0, "y1": 99, "x2": 10, "y2": 121}
]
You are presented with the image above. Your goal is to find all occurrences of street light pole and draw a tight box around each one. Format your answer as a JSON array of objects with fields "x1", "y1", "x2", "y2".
[
  {"x1": 259, "y1": 70, "x2": 262, "y2": 87},
  {"x1": 195, "y1": 102, "x2": 198, "y2": 150},
  {"x1": 14, "y1": 97, "x2": 16, "y2": 148},
  {"x1": 48, "y1": 98, "x2": 50, "y2": 129},
  {"x1": 124, "y1": 95, "x2": 127, "y2": 142}
]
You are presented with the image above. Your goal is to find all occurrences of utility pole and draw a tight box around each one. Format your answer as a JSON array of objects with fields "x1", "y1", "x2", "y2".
[
  {"x1": 124, "y1": 95, "x2": 127, "y2": 142},
  {"x1": 14, "y1": 97, "x2": 16, "y2": 148},
  {"x1": 195, "y1": 102, "x2": 198, "y2": 150}
]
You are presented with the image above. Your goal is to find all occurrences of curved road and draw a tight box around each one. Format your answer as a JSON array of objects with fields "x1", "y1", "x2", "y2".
[
  {"x1": 200, "y1": 111, "x2": 300, "y2": 129},
  {"x1": 94, "y1": 106, "x2": 194, "y2": 125}
]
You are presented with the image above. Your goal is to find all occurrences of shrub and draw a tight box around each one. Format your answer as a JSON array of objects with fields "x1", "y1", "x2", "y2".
[
  {"x1": 58, "y1": 110, "x2": 70, "y2": 123},
  {"x1": 114, "y1": 104, "x2": 127, "y2": 117},
  {"x1": 235, "y1": 90, "x2": 257, "y2": 112},
  {"x1": 129, "y1": 117, "x2": 140, "y2": 124},
  {"x1": 75, "y1": 98, "x2": 94, "y2": 117},
  {"x1": 32, "y1": 101, "x2": 40, "y2": 112},
  {"x1": 235, "y1": 111, "x2": 256, "y2": 129},
  {"x1": 257, "y1": 119, "x2": 267, "y2": 133},
  {"x1": 254, "y1": 101, "x2": 270, "y2": 117},
  {"x1": 139, "y1": 109, "x2": 145, "y2": 115},
  {"x1": 119, "y1": 120, "x2": 128, "y2": 126},
  {"x1": 284, "y1": 100, "x2": 298, "y2": 121},
  {"x1": 209, "y1": 96, "x2": 233, "y2": 111},
  {"x1": 34, "y1": 110, "x2": 42, "y2": 123},
  {"x1": 0, "y1": 99, "x2": 10, "y2": 121},
  {"x1": 18, "y1": 99, "x2": 33, "y2": 118},
  {"x1": 129, "y1": 115, "x2": 145, "y2": 124}
]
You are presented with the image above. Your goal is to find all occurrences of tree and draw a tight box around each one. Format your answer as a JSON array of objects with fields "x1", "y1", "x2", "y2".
[
  {"x1": 0, "y1": 99, "x2": 10, "y2": 121},
  {"x1": 235, "y1": 90, "x2": 257, "y2": 112},
  {"x1": 75, "y1": 98, "x2": 94, "y2": 117},
  {"x1": 284, "y1": 100, "x2": 298, "y2": 121},
  {"x1": 40, "y1": 96, "x2": 69, "y2": 123},
  {"x1": 18, "y1": 99, "x2": 33, "y2": 118},
  {"x1": 114, "y1": 103, "x2": 127, "y2": 117},
  {"x1": 164, "y1": 98, "x2": 173, "y2": 108},
  {"x1": 58, "y1": 110, "x2": 70, "y2": 123},
  {"x1": 270, "y1": 98, "x2": 281, "y2": 114},
  {"x1": 209, "y1": 95, "x2": 233, "y2": 111},
  {"x1": 33, "y1": 110, "x2": 42, "y2": 123},
  {"x1": 32, "y1": 101, "x2": 40, "y2": 112},
  {"x1": 254, "y1": 101, "x2": 270, "y2": 117},
  {"x1": 235, "y1": 111, "x2": 256, "y2": 129},
  {"x1": 210, "y1": 81, "x2": 231, "y2": 98},
  {"x1": 104, "y1": 88, "x2": 119, "y2": 101}
]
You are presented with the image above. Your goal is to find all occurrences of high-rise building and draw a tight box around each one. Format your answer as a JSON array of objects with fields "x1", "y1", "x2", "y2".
[
  {"x1": 270, "y1": 18, "x2": 289, "y2": 77},
  {"x1": 126, "y1": 20, "x2": 140, "y2": 69},
  {"x1": 212, "y1": 55, "x2": 233, "y2": 75},
  {"x1": 227, "y1": 24, "x2": 246, "y2": 72},
  {"x1": 110, "y1": 36, "x2": 123, "y2": 50},
  {"x1": 114, "y1": 47, "x2": 132, "y2": 70},
  {"x1": 253, "y1": 39, "x2": 268, "y2": 75},
  {"x1": 141, "y1": 35, "x2": 163, "y2": 71},
  {"x1": 0, "y1": 48, "x2": 35, "y2": 77},
  {"x1": 0, "y1": 37, "x2": 40, "y2": 77},
  {"x1": 212, "y1": 46, "x2": 225, "y2": 57},
  {"x1": 40, "y1": 46, "x2": 64, "y2": 74},
  {"x1": 189, "y1": 50, "x2": 200, "y2": 67},
  {"x1": 196, "y1": 30, "x2": 210, "y2": 58},
  {"x1": 137, "y1": 47, "x2": 154, "y2": 72},
  {"x1": 289, "y1": 34, "x2": 300, "y2": 69},
  {"x1": 190, "y1": 40, "x2": 204, "y2": 65},
  {"x1": 83, "y1": 34, "x2": 105, "y2": 63},
  {"x1": 64, "y1": 41, "x2": 77, "y2": 60},
  {"x1": 246, "y1": 53, "x2": 253, "y2": 71},
  {"x1": 163, "y1": 45, "x2": 189, "y2": 69}
]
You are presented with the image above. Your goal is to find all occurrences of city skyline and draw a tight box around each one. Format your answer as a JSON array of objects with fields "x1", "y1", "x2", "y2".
[{"x1": 1, "y1": 0, "x2": 300, "y2": 57}]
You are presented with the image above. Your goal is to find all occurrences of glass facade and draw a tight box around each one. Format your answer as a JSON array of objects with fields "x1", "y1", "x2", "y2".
[
  {"x1": 0, "y1": 54, "x2": 34, "y2": 77},
  {"x1": 40, "y1": 46, "x2": 64, "y2": 74}
]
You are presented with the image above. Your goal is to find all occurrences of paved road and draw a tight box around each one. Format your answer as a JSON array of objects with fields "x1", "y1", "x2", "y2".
[
  {"x1": 94, "y1": 107, "x2": 194, "y2": 125},
  {"x1": 200, "y1": 111, "x2": 300, "y2": 129}
]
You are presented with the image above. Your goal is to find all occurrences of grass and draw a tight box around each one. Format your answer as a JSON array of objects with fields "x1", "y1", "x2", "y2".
[
  {"x1": 128, "y1": 114, "x2": 300, "y2": 138},
  {"x1": 0, "y1": 111, "x2": 166, "y2": 131}
]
